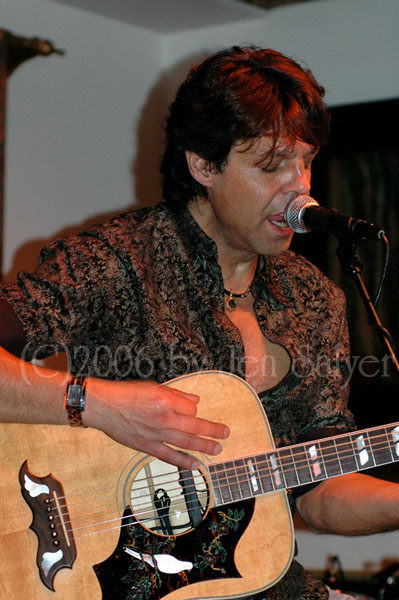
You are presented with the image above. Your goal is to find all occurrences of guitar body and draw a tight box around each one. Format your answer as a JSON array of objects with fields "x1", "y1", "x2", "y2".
[{"x1": 0, "y1": 371, "x2": 294, "y2": 599}]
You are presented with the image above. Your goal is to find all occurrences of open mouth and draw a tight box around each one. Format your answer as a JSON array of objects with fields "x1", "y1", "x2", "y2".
[{"x1": 269, "y1": 214, "x2": 290, "y2": 229}]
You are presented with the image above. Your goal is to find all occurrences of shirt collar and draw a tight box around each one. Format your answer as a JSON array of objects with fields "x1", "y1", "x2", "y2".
[
  {"x1": 169, "y1": 202, "x2": 293, "y2": 309},
  {"x1": 170, "y1": 202, "x2": 218, "y2": 270},
  {"x1": 254, "y1": 255, "x2": 295, "y2": 309}
]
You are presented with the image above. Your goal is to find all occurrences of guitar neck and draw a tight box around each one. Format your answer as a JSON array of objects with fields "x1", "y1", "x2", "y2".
[{"x1": 208, "y1": 422, "x2": 399, "y2": 506}]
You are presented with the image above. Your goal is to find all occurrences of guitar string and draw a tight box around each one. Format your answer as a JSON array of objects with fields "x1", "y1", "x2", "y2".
[
  {"x1": 48, "y1": 424, "x2": 397, "y2": 515},
  {"x1": 11, "y1": 426, "x2": 398, "y2": 544},
  {"x1": 41, "y1": 430, "x2": 398, "y2": 540},
  {"x1": 46, "y1": 428, "x2": 397, "y2": 529},
  {"x1": 54, "y1": 464, "x2": 399, "y2": 541},
  {"x1": 64, "y1": 426, "x2": 399, "y2": 542},
  {"x1": 50, "y1": 426, "x2": 398, "y2": 516}
]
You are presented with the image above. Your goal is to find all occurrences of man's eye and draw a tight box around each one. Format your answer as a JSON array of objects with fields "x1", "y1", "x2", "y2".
[{"x1": 262, "y1": 162, "x2": 281, "y2": 173}]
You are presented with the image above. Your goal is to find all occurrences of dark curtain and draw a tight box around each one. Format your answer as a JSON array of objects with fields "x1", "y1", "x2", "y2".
[
  {"x1": 325, "y1": 147, "x2": 398, "y2": 358},
  {"x1": 0, "y1": 31, "x2": 7, "y2": 282},
  {"x1": 0, "y1": 29, "x2": 63, "y2": 281},
  {"x1": 293, "y1": 98, "x2": 399, "y2": 432}
]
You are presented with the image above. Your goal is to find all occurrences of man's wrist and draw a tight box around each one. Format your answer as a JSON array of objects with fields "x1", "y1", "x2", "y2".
[{"x1": 65, "y1": 375, "x2": 87, "y2": 428}]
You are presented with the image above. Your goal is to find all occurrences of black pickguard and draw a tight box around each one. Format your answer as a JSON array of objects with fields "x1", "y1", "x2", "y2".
[{"x1": 94, "y1": 499, "x2": 254, "y2": 600}]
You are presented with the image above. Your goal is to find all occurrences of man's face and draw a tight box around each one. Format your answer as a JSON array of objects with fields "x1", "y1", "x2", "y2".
[{"x1": 200, "y1": 136, "x2": 317, "y2": 257}]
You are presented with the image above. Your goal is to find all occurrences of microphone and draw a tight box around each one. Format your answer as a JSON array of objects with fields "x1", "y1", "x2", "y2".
[{"x1": 284, "y1": 195, "x2": 385, "y2": 240}]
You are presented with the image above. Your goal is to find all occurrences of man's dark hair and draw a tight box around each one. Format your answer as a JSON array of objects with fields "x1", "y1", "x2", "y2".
[{"x1": 161, "y1": 45, "x2": 330, "y2": 209}]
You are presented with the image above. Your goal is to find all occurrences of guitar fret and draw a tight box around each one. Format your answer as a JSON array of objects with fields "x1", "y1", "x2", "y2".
[
  {"x1": 336, "y1": 434, "x2": 357, "y2": 474},
  {"x1": 268, "y1": 452, "x2": 286, "y2": 490},
  {"x1": 246, "y1": 457, "x2": 263, "y2": 496},
  {"x1": 333, "y1": 438, "x2": 344, "y2": 475},
  {"x1": 290, "y1": 445, "x2": 313, "y2": 485},
  {"x1": 208, "y1": 464, "x2": 224, "y2": 506},
  {"x1": 387, "y1": 426, "x2": 396, "y2": 462},
  {"x1": 353, "y1": 432, "x2": 375, "y2": 470},
  {"x1": 305, "y1": 441, "x2": 326, "y2": 481},
  {"x1": 278, "y1": 448, "x2": 299, "y2": 488},
  {"x1": 255, "y1": 454, "x2": 275, "y2": 493},
  {"x1": 209, "y1": 462, "x2": 239, "y2": 505},
  {"x1": 370, "y1": 426, "x2": 394, "y2": 465},
  {"x1": 289, "y1": 448, "x2": 301, "y2": 486},
  {"x1": 218, "y1": 462, "x2": 233, "y2": 504},
  {"x1": 389, "y1": 425, "x2": 399, "y2": 462},
  {"x1": 319, "y1": 438, "x2": 342, "y2": 478},
  {"x1": 232, "y1": 458, "x2": 252, "y2": 499},
  {"x1": 227, "y1": 460, "x2": 243, "y2": 502}
]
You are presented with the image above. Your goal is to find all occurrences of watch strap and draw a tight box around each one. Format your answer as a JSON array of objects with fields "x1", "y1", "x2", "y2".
[{"x1": 65, "y1": 375, "x2": 87, "y2": 428}]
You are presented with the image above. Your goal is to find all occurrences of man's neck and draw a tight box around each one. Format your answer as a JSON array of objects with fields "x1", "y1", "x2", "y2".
[{"x1": 188, "y1": 197, "x2": 258, "y2": 292}]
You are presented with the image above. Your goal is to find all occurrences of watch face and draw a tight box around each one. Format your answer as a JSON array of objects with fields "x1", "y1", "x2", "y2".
[{"x1": 67, "y1": 384, "x2": 83, "y2": 408}]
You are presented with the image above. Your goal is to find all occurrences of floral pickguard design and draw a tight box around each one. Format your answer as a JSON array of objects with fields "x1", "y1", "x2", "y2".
[{"x1": 94, "y1": 499, "x2": 254, "y2": 600}]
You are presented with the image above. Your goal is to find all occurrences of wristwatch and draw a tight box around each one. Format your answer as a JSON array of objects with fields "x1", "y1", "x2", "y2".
[{"x1": 65, "y1": 376, "x2": 87, "y2": 428}]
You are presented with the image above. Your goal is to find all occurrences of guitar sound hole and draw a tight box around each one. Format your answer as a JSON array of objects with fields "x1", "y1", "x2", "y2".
[{"x1": 129, "y1": 459, "x2": 209, "y2": 536}]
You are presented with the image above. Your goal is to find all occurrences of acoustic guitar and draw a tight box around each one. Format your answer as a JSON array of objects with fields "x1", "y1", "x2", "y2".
[{"x1": 0, "y1": 370, "x2": 398, "y2": 599}]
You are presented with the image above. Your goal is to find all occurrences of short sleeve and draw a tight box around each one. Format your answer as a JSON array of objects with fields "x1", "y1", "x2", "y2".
[{"x1": 0, "y1": 233, "x2": 133, "y2": 361}]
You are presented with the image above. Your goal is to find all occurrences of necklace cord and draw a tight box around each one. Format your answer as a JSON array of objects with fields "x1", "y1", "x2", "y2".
[{"x1": 223, "y1": 256, "x2": 260, "y2": 310}]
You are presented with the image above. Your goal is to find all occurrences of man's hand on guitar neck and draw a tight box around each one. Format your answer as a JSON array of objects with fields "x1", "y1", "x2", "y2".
[{"x1": 84, "y1": 377, "x2": 230, "y2": 470}]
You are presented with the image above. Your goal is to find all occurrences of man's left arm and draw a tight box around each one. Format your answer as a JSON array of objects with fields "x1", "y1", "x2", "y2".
[
  {"x1": 295, "y1": 276, "x2": 399, "y2": 536},
  {"x1": 297, "y1": 472, "x2": 399, "y2": 535}
]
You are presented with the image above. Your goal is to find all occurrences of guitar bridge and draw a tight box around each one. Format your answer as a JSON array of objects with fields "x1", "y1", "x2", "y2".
[{"x1": 19, "y1": 460, "x2": 77, "y2": 590}]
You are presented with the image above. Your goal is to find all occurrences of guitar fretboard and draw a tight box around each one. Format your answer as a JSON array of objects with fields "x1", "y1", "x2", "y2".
[{"x1": 208, "y1": 423, "x2": 399, "y2": 506}]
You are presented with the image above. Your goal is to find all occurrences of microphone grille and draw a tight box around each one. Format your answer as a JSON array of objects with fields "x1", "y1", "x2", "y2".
[{"x1": 285, "y1": 195, "x2": 319, "y2": 234}]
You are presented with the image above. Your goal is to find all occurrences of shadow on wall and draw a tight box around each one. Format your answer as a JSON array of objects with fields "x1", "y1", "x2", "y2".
[
  {"x1": 4, "y1": 50, "x2": 214, "y2": 282},
  {"x1": 130, "y1": 49, "x2": 214, "y2": 210},
  {"x1": 2, "y1": 207, "x2": 128, "y2": 284}
]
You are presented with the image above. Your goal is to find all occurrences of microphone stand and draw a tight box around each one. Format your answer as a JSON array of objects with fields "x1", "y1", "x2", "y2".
[{"x1": 335, "y1": 236, "x2": 399, "y2": 378}]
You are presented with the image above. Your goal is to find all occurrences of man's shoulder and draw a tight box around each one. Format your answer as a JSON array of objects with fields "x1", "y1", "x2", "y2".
[
  {"x1": 90, "y1": 202, "x2": 170, "y2": 232},
  {"x1": 80, "y1": 202, "x2": 174, "y2": 245}
]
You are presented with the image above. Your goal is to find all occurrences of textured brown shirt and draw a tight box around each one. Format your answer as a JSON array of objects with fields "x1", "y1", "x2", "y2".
[{"x1": 0, "y1": 202, "x2": 355, "y2": 598}]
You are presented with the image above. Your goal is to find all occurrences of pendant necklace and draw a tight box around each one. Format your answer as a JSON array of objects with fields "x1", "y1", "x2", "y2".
[
  {"x1": 223, "y1": 286, "x2": 251, "y2": 311},
  {"x1": 223, "y1": 256, "x2": 259, "y2": 312}
]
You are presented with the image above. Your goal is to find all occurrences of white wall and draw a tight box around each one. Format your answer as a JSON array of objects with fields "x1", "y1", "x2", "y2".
[
  {"x1": 295, "y1": 520, "x2": 399, "y2": 574},
  {"x1": 1, "y1": 0, "x2": 164, "y2": 280}
]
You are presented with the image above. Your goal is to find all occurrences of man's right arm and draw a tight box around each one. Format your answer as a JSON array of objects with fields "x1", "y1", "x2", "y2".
[{"x1": 0, "y1": 345, "x2": 229, "y2": 469}]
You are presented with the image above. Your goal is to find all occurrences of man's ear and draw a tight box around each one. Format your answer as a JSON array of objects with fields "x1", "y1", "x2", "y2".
[{"x1": 185, "y1": 150, "x2": 215, "y2": 187}]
